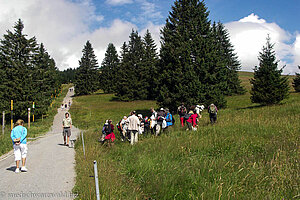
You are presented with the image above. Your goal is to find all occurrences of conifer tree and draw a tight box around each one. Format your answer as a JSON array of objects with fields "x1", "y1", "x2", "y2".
[
  {"x1": 250, "y1": 36, "x2": 289, "y2": 105},
  {"x1": 0, "y1": 19, "x2": 39, "y2": 118},
  {"x1": 293, "y1": 66, "x2": 300, "y2": 92},
  {"x1": 143, "y1": 30, "x2": 159, "y2": 99},
  {"x1": 214, "y1": 22, "x2": 245, "y2": 95},
  {"x1": 115, "y1": 30, "x2": 147, "y2": 100},
  {"x1": 100, "y1": 43, "x2": 119, "y2": 93},
  {"x1": 158, "y1": 0, "x2": 227, "y2": 111},
  {"x1": 74, "y1": 41, "x2": 99, "y2": 96}
]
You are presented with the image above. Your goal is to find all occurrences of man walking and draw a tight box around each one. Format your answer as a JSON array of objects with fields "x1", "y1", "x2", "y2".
[
  {"x1": 62, "y1": 112, "x2": 72, "y2": 146},
  {"x1": 127, "y1": 111, "x2": 139, "y2": 145}
]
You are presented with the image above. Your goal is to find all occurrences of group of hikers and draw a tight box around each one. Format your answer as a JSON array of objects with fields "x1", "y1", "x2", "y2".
[
  {"x1": 99, "y1": 103, "x2": 218, "y2": 146},
  {"x1": 10, "y1": 101, "x2": 218, "y2": 173}
]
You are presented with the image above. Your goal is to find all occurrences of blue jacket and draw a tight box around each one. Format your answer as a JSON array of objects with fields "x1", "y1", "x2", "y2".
[
  {"x1": 11, "y1": 125, "x2": 27, "y2": 145},
  {"x1": 166, "y1": 113, "x2": 173, "y2": 126}
]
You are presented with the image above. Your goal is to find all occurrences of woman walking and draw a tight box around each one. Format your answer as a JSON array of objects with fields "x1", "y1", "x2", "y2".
[{"x1": 11, "y1": 119, "x2": 28, "y2": 173}]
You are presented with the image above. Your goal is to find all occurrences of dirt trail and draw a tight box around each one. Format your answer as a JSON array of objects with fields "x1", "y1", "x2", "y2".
[{"x1": 0, "y1": 87, "x2": 80, "y2": 200}]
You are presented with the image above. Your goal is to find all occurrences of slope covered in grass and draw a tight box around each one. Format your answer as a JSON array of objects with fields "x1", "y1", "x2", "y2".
[{"x1": 71, "y1": 73, "x2": 299, "y2": 199}]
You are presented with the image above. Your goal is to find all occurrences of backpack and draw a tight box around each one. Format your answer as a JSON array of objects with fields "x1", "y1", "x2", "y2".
[
  {"x1": 209, "y1": 105, "x2": 216, "y2": 114},
  {"x1": 117, "y1": 120, "x2": 122, "y2": 131},
  {"x1": 184, "y1": 113, "x2": 191, "y2": 120},
  {"x1": 179, "y1": 106, "x2": 186, "y2": 115},
  {"x1": 103, "y1": 124, "x2": 111, "y2": 134}
]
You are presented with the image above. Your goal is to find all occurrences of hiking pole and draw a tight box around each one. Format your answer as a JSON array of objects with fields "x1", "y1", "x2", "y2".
[
  {"x1": 93, "y1": 160, "x2": 100, "y2": 200},
  {"x1": 81, "y1": 131, "x2": 86, "y2": 159}
]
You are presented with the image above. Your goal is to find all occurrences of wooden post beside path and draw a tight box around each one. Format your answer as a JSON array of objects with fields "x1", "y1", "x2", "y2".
[
  {"x1": 28, "y1": 108, "x2": 31, "y2": 129},
  {"x1": 2, "y1": 111, "x2": 5, "y2": 135}
]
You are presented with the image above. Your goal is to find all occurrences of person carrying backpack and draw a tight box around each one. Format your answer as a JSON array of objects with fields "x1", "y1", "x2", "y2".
[
  {"x1": 100, "y1": 120, "x2": 115, "y2": 146},
  {"x1": 177, "y1": 103, "x2": 187, "y2": 127},
  {"x1": 208, "y1": 104, "x2": 218, "y2": 124},
  {"x1": 164, "y1": 108, "x2": 173, "y2": 131}
]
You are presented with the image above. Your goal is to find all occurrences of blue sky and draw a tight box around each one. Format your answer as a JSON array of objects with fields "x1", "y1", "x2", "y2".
[{"x1": 0, "y1": 0, "x2": 299, "y2": 74}]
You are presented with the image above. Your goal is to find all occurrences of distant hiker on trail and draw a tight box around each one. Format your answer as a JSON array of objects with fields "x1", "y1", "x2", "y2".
[
  {"x1": 150, "y1": 108, "x2": 157, "y2": 135},
  {"x1": 64, "y1": 103, "x2": 68, "y2": 109},
  {"x1": 128, "y1": 111, "x2": 140, "y2": 145},
  {"x1": 68, "y1": 100, "x2": 71, "y2": 108},
  {"x1": 11, "y1": 119, "x2": 28, "y2": 173},
  {"x1": 101, "y1": 119, "x2": 115, "y2": 146},
  {"x1": 61, "y1": 104, "x2": 64, "y2": 111},
  {"x1": 178, "y1": 103, "x2": 187, "y2": 127},
  {"x1": 62, "y1": 112, "x2": 72, "y2": 146},
  {"x1": 208, "y1": 104, "x2": 218, "y2": 124}
]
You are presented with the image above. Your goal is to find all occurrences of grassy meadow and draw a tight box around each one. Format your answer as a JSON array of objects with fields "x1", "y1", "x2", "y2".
[
  {"x1": 0, "y1": 84, "x2": 71, "y2": 157},
  {"x1": 71, "y1": 72, "x2": 299, "y2": 199}
]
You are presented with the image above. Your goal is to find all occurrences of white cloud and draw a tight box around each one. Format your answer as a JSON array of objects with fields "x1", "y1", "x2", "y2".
[
  {"x1": 0, "y1": 0, "x2": 159, "y2": 70},
  {"x1": 293, "y1": 34, "x2": 300, "y2": 70},
  {"x1": 105, "y1": 0, "x2": 133, "y2": 6},
  {"x1": 225, "y1": 13, "x2": 297, "y2": 74}
]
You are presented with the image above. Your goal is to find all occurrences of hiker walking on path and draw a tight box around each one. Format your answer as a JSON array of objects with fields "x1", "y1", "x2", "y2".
[
  {"x1": 62, "y1": 112, "x2": 72, "y2": 146},
  {"x1": 128, "y1": 111, "x2": 140, "y2": 145},
  {"x1": 178, "y1": 103, "x2": 187, "y2": 127},
  {"x1": 208, "y1": 104, "x2": 218, "y2": 124},
  {"x1": 11, "y1": 119, "x2": 28, "y2": 173}
]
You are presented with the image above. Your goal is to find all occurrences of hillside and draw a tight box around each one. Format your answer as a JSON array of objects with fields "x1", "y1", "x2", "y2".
[{"x1": 70, "y1": 72, "x2": 299, "y2": 199}]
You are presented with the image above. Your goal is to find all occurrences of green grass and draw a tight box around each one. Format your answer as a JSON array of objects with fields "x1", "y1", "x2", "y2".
[
  {"x1": 0, "y1": 84, "x2": 71, "y2": 157},
  {"x1": 71, "y1": 74, "x2": 299, "y2": 199}
]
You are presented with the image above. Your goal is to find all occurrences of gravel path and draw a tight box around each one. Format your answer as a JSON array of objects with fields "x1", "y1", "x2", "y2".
[{"x1": 0, "y1": 87, "x2": 80, "y2": 200}]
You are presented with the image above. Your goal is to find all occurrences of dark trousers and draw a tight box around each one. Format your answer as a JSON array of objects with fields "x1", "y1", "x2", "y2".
[{"x1": 210, "y1": 114, "x2": 217, "y2": 124}]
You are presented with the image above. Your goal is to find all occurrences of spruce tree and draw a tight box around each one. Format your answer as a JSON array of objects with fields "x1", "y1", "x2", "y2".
[
  {"x1": 74, "y1": 41, "x2": 99, "y2": 96},
  {"x1": 100, "y1": 43, "x2": 119, "y2": 93},
  {"x1": 250, "y1": 36, "x2": 289, "y2": 105},
  {"x1": 115, "y1": 30, "x2": 147, "y2": 100},
  {"x1": 158, "y1": 0, "x2": 227, "y2": 111},
  {"x1": 214, "y1": 22, "x2": 245, "y2": 95},
  {"x1": 0, "y1": 19, "x2": 39, "y2": 118},
  {"x1": 293, "y1": 66, "x2": 300, "y2": 92},
  {"x1": 143, "y1": 30, "x2": 159, "y2": 100}
]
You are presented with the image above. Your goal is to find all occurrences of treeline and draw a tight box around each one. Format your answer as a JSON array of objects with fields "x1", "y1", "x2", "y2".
[
  {"x1": 0, "y1": 19, "x2": 61, "y2": 119},
  {"x1": 74, "y1": 0, "x2": 296, "y2": 109},
  {"x1": 74, "y1": 0, "x2": 245, "y2": 110}
]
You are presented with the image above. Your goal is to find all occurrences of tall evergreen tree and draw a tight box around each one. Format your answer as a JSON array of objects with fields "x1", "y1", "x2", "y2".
[
  {"x1": 0, "y1": 19, "x2": 39, "y2": 118},
  {"x1": 157, "y1": 0, "x2": 227, "y2": 111},
  {"x1": 213, "y1": 22, "x2": 245, "y2": 95},
  {"x1": 143, "y1": 30, "x2": 159, "y2": 100},
  {"x1": 250, "y1": 36, "x2": 289, "y2": 105},
  {"x1": 115, "y1": 30, "x2": 147, "y2": 100},
  {"x1": 293, "y1": 66, "x2": 300, "y2": 92},
  {"x1": 100, "y1": 43, "x2": 119, "y2": 93},
  {"x1": 0, "y1": 19, "x2": 60, "y2": 118},
  {"x1": 74, "y1": 41, "x2": 99, "y2": 96},
  {"x1": 32, "y1": 43, "x2": 60, "y2": 115}
]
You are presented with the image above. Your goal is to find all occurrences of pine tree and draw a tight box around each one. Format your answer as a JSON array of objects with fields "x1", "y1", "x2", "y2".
[
  {"x1": 143, "y1": 30, "x2": 159, "y2": 100},
  {"x1": 74, "y1": 41, "x2": 99, "y2": 96},
  {"x1": 250, "y1": 36, "x2": 289, "y2": 105},
  {"x1": 115, "y1": 30, "x2": 147, "y2": 100},
  {"x1": 0, "y1": 19, "x2": 39, "y2": 118},
  {"x1": 158, "y1": 0, "x2": 227, "y2": 111},
  {"x1": 100, "y1": 43, "x2": 119, "y2": 93},
  {"x1": 32, "y1": 43, "x2": 60, "y2": 115},
  {"x1": 293, "y1": 66, "x2": 300, "y2": 92},
  {"x1": 214, "y1": 22, "x2": 245, "y2": 95}
]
